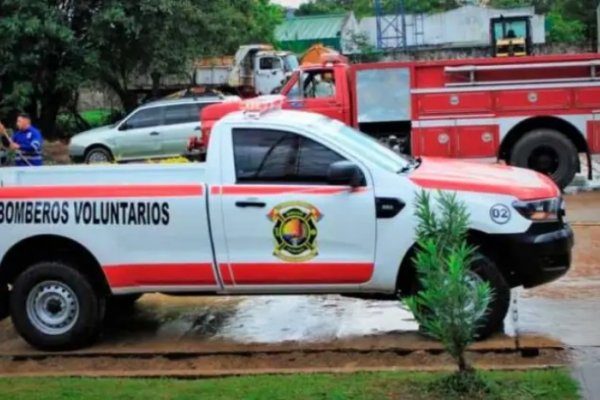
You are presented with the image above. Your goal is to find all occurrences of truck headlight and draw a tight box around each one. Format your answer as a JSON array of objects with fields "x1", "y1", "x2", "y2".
[{"x1": 512, "y1": 198, "x2": 562, "y2": 221}]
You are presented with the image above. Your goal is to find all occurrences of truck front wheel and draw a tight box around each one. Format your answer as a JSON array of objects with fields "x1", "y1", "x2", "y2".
[
  {"x1": 10, "y1": 262, "x2": 105, "y2": 351},
  {"x1": 0, "y1": 284, "x2": 9, "y2": 321},
  {"x1": 410, "y1": 254, "x2": 510, "y2": 340},
  {"x1": 509, "y1": 129, "x2": 578, "y2": 189}
]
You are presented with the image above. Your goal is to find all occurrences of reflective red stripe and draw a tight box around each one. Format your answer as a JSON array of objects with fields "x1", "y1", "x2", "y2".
[
  {"x1": 219, "y1": 264, "x2": 234, "y2": 285},
  {"x1": 0, "y1": 185, "x2": 204, "y2": 199},
  {"x1": 225, "y1": 263, "x2": 374, "y2": 285},
  {"x1": 212, "y1": 186, "x2": 367, "y2": 196},
  {"x1": 103, "y1": 263, "x2": 216, "y2": 287}
]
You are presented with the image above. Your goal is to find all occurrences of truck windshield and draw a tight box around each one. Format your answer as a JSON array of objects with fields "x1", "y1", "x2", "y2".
[
  {"x1": 315, "y1": 118, "x2": 410, "y2": 173},
  {"x1": 284, "y1": 55, "x2": 299, "y2": 72}
]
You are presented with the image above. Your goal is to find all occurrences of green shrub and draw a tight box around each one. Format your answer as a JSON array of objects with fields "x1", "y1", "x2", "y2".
[{"x1": 405, "y1": 190, "x2": 492, "y2": 377}]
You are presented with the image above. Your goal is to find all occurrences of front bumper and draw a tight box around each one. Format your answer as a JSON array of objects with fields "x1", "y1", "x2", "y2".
[{"x1": 496, "y1": 222, "x2": 574, "y2": 288}]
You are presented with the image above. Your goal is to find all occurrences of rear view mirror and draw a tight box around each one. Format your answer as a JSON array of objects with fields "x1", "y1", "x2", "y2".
[{"x1": 328, "y1": 161, "x2": 364, "y2": 187}]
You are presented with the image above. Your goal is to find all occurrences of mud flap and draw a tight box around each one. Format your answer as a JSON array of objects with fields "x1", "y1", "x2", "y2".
[{"x1": 0, "y1": 284, "x2": 8, "y2": 321}]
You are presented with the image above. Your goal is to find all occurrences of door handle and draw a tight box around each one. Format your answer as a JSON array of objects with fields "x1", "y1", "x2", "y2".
[
  {"x1": 149, "y1": 131, "x2": 160, "y2": 136},
  {"x1": 235, "y1": 201, "x2": 266, "y2": 208}
]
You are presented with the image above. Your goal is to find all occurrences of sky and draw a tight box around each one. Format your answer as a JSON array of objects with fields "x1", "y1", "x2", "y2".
[{"x1": 271, "y1": 0, "x2": 310, "y2": 8}]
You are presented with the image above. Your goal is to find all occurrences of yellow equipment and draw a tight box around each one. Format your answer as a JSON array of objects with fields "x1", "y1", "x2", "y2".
[{"x1": 491, "y1": 16, "x2": 532, "y2": 57}]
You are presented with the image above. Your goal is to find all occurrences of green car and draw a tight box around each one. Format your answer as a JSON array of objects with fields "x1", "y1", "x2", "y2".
[{"x1": 69, "y1": 96, "x2": 233, "y2": 163}]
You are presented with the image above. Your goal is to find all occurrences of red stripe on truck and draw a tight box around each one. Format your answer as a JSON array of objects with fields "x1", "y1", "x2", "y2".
[
  {"x1": 104, "y1": 263, "x2": 217, "y2": 288},
  {"x1": 225, "y1": 262, "x2": 374, "y2": 285},
  {"x1": 0, "y1": 185, "x2": 204, "y2": 199}
]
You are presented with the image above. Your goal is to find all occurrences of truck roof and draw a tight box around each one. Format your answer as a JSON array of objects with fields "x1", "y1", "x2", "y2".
[
  {"x1": 220, "y1": 109, "x2": 327, "y2": 129},
  {"x1": 139, "y1": 95, "x2": 228, "y2": 110}
]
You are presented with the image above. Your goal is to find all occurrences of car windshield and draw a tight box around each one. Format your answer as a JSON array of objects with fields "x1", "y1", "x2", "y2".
[{"x1": 310, "y1": 117, "x2": 410, "y2": 173}]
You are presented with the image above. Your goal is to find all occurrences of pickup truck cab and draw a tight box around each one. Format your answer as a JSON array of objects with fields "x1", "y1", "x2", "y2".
[{"x1": 0, "y1": 97, "x2": 573, "y2": 350}]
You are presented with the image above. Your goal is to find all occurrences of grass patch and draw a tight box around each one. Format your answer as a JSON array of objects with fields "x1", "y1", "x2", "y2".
[{"x1": 0, "y1": 369, "x2": 579, "y2": 400}]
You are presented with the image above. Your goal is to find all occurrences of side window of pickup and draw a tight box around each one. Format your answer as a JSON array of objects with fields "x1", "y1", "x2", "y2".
[{"x1": 233, "y1": 128, "x2": 345, "y2": 184}]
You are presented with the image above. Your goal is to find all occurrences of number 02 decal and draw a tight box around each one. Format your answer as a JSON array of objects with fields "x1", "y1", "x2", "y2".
[{"x1": 490, "y1": 204, "x2": 511, "y2": 225}]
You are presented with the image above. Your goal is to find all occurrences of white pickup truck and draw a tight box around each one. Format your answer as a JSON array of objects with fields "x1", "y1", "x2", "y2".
[{"x1": 0, "y1": 98, "x2": 573, "y2": 350}]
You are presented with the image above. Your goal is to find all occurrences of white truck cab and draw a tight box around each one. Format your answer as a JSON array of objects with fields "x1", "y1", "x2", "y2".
[{"x1": 0, "y1": 97, "x2": 573, "y2": 350}]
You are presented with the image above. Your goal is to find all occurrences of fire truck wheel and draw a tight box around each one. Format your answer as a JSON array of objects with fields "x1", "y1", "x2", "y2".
[
  {"x1": 410, "y1": 253, "x2": 510, "y2": 341},
  {"x1": 85, "y1": 146, "x2": 113, "y2": 164},
  {"x1": 0, "y1": 284, "x2": 9, "y2": 321},
  {"x1": 9, "y1": 262, "x2": 105, "y2": 351},
  {"x1": 510, "y1": 129, "x2": 578, "y2": 189}
]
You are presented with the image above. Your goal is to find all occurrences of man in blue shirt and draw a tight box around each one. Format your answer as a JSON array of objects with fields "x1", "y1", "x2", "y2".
[{"x1": 0, "y1": 114, "x2": 43, "y2": 166}]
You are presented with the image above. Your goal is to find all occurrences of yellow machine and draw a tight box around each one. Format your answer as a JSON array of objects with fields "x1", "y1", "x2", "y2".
[{"x1": 491, "y1": 16, "x2": 532, "y2": 57}]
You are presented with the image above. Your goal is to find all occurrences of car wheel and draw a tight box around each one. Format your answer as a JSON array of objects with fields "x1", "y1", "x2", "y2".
[
  {"x1": 10, "y1": 262, "x2": 105, "y2": 351},
  {"x1": 85, "y1": 146, "x2": 113, "y2": 164}
]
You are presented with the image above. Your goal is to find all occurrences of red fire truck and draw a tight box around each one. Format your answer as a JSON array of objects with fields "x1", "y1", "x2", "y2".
[{"x1": 197, "y1": 53, "x2": 600, "y2": 189}]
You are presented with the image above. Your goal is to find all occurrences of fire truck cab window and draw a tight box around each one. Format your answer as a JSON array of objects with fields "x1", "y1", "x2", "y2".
[
  {"x1": 232, "y1": 128, "x2": 346, "y2": 184},
  {"x1": 303, "y1": 71, "x2": 336, "y2": 99}
]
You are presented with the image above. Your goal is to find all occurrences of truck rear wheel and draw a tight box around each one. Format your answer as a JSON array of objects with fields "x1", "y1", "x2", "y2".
[
  {"x1": 10, "y1": 262, "x2": 105, "y2": 351},
  {"x1": 509, "y1": 129, "x2": 578, "y2": 189}
]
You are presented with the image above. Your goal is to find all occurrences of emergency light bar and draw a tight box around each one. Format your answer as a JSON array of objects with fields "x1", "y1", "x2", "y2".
[{"x1": 242, "y1": 95, "x2": 285, "y2": 118}]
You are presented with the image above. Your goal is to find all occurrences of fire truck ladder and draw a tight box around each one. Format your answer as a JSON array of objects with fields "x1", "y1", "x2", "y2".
[{"x1": 444, "y1": 60, "x2": 600, "y2": 87}]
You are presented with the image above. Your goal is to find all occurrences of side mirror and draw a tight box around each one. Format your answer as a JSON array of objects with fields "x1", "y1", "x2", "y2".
[{"x1": 327, "y1": 161, "x2": 364, "y2": 188}]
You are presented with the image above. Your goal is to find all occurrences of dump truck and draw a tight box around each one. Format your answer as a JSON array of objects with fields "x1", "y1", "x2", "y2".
[{"x1": 195, "y1": 44, "x2": 300, "y2": 97}]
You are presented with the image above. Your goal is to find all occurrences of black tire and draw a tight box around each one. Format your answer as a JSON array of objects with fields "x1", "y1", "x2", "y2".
[
  {"x1": 108, "y1": 293, "x2": 143, "y2": 309},
  {"x1": 470, "y1": 254, "x2": 511, "y2": 339},
  {"x1": 509, "y1": 129, "x2": 578, "y2": 189},
  {"x1": 0, "y1": 284, "x2": 9, "y2": 321},
  {"x1": 84, "y1": 146, "x2": 113, "y2": 164},
  {"x1": 410, "y1": 253, "x2": 510, "y2": 341},
  {"x1": 10, "y1": 262, "x2": 105, "y2": 351}
]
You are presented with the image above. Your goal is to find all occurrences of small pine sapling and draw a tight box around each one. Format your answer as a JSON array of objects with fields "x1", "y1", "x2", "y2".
[{"x1": 405, "y1": 190, "x2": 493, "y2": 374}]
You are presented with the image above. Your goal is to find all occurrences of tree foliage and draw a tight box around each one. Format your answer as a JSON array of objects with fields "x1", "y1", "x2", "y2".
[
  {"x1": 405, "y1": 190, "x2": 491, "y2": 374},
  {"x1": 0, "y1": 0, "x2": 281, "y2": 137},
  {"x1": 296, "y1": 0, "x2": 462, "y2": 17},
  {"x1": 0, "y1": 0, "x2": 101, "y2": 138}
]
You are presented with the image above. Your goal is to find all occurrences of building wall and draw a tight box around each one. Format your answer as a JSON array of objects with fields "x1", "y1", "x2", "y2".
[
  {"x1": 341, "y1": 12, "x2": 361, "y2": 54},
  {"x1": 359, "y1": 5, "x2": 545, "y2": 50}
]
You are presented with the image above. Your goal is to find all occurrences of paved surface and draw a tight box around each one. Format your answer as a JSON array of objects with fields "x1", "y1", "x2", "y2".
[{"x1": 572, "y1": 348, "x2": 600, "y2": 400}]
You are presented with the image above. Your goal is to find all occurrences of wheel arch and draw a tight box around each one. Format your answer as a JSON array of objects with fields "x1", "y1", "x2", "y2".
[
  {"x1": 395, "y1": 229, "x2": 513, "y2": 296},
  {"x1": 498, "y1": 116, "x2": 588, "y2": 161},
  {"x1": 0, "y1": 235, "x2": 111, "y2": 296}
]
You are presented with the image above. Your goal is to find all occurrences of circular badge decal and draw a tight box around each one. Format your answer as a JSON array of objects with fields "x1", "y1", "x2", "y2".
[
  {"x1": 450, "y1": 95, "x2": 460, "y2": 106},
  {"x1": 438, "y1": 133, "x2": 450, "y2": 144},
  {"x1": 481, "y1": 132, "x2": 493, "y2": 143},
  {"x1": 490, "y1": 204, "x2": 511, "y2": 225}
]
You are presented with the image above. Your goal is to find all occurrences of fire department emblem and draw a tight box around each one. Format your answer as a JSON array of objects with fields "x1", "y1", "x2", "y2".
[{"x1": 268, "y1": 201, "x2": 322, "y2": 262}]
